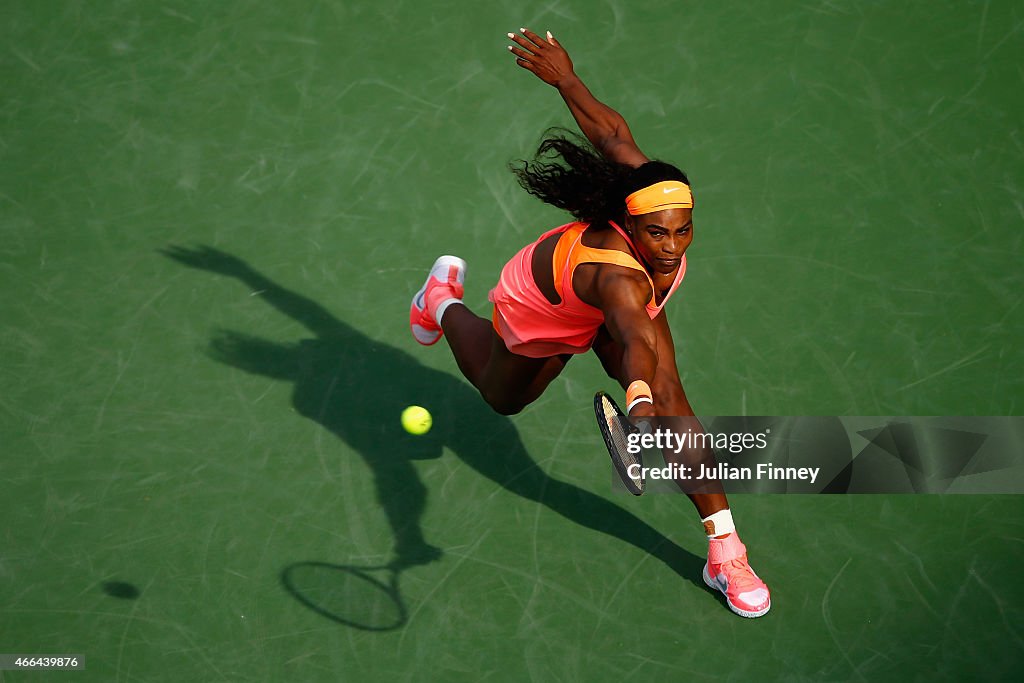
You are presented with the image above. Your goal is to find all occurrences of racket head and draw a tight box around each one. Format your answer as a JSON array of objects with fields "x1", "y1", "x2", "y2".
[{"x1": 594, "y1": 391, "x2": 645, "y2": 495}]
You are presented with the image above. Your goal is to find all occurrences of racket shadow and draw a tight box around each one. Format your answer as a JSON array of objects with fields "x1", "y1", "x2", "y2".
[
  {"x1": 162, "y1": 246, "x2": 708, "y2": 628},
  {"x1": 281, "y1": 561, "x2": 407, "y2": 632}
]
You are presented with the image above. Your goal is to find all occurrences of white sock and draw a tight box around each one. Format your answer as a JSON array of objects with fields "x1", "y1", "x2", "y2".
[
  {"x1": 702, "y1": 509, "x2": 736, "y2": 539},
  {"x1": 434, "y1": 298, "x2": 463, "y2": 325}
]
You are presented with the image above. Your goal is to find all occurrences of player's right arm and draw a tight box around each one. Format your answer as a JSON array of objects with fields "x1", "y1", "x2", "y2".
[
  {"x1": 508, "y1": 28, "x2": 649, "y2": 168},
  {"x1": 586, "y1": 266, "x2": 661, "y2": 417}
]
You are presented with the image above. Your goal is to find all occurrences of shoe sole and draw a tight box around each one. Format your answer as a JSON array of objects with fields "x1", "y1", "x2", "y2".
[
  {"x1": 702, "y1": 563, "x2": 771, "y2": 619},
  {"x1": 410, "y1": 255, "x2": 466, "y2": 346}
]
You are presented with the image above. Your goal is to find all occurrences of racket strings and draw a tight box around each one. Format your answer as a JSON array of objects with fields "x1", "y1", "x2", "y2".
[{"x1": 601, "y1": 396, "x2": 641, "y2": 484}]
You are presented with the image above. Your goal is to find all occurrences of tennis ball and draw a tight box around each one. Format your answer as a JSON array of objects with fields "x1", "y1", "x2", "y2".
[{"x1": 401, "y1": 405, "x2": 432, "y2": 435}]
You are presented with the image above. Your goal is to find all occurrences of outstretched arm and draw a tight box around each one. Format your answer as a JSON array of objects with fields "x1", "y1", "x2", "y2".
[
  {"x1": 508, "y1": 28, "x2": 649, "y2": 168},
  {"x1": 590, "y1": 268, "x2": 660, "y2": 418}
]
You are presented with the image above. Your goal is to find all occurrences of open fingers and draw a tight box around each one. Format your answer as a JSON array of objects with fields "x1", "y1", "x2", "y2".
[
  {"x1": 519, "y1": 28, "x2": 550, "y2": 48},
  {"x1": 507, "y1": 27, "x2": 563, "y2": 79},
  {"x1": 507, "y1": 30, "x2": 542, "y2": 72},
  {"x1": 508, "y1": 44, "x2": 535, "y2": 62},
  {"x1": 508, "y1": 27, "x2": 548, "y2": 52}
]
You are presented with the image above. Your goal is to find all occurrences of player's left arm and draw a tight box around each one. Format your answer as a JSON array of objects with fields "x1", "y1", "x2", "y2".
[{"x1": 508, "y1": 28, "x2": 649, "y2": 168}]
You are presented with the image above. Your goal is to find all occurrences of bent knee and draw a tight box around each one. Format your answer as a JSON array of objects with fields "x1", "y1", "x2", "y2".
[
  {"x1": 493, "y1": 402, "x2": 526, "y2": 416},
  {"x1": 481, "y1": 387, "x2": 528, "y2": 416}
]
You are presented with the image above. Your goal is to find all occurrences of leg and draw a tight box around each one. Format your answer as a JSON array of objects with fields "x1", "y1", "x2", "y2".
[
  {"x1": 595, "y1": 313, "x2": 771, "y2": 617},
  {"x1": 646, "y1": 313, "x2": 730, "y2": 519},
  {"x1": 410, "y1": 255, "x2": 568, "y2": 415},
  {"x1": 437, "y1": 302, "x2": 494, "y2": 387},
  {"x1": 442, "y1": 303, "x2": 569, "y2": 415}
]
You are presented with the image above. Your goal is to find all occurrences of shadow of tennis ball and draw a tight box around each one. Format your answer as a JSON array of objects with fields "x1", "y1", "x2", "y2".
[
  {"x1": 281, "y1": 562, "x2": 406, "y2": 631},
  {"x1": 101, "y1": 581, "x2": 140, "y2": 600}
]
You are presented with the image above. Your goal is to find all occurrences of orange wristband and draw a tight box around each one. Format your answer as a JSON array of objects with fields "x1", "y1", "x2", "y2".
[{"x1": 626, "y1": 380, "x2": 653, "y2": 413}]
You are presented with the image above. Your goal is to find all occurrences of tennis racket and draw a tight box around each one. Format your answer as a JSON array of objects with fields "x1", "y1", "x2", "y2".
[{"x1": 594, "y1": 391, "x2": 645, "y2": 495}]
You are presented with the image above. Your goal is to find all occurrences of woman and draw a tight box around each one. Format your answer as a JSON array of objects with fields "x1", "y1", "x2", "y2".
[{"x1": 410, "y1": 28, "x2": 770, "y2": 618}]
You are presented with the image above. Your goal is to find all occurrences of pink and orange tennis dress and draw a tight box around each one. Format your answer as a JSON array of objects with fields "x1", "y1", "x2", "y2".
[{"x1": 488, "y1": 221, "x2": 686, "y2": 358}]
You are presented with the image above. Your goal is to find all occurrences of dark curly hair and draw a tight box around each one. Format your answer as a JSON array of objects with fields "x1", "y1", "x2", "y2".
[{"x1": 510, "y1": 128, "x2": 689, "y2": 227}]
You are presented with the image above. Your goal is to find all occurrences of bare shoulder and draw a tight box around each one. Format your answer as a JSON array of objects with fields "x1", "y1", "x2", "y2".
[
  {"x1": 579, "y1": 222, "x2": 633, "y2": 252},
  {"x1": 574, "y1": 260, "x2": 652, "y2": 310},
  {"x1": 570, "y1": 223, "x2": 649, "y2": 308}
]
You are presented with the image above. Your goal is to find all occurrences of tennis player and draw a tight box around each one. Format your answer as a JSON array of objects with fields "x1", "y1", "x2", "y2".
[{"x1": 410, "y1": 28, "x2": 770, "y2": 618}]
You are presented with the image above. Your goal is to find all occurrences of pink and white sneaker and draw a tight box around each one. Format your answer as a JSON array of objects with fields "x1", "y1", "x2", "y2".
[
  {"x1": 703, "y1": 533, "x2": 771, "y2": 618},
  {"x1": 410, "y1": 255, "x2": 466, "y2": 346}
]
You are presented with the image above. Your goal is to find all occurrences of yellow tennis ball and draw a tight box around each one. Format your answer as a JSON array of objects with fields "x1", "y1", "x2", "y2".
[{"x1": 401, "y1": 405, "x2": 432, "y2": 435}]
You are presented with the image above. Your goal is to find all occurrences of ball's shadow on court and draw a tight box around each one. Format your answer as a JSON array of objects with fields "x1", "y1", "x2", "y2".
[{"x1": 162, "y1": 246, "x2": 705, "y2": 629}]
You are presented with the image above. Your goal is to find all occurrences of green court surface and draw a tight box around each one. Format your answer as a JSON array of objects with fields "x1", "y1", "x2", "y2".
[{"x1": 2, "y1": 1, "x2": 1023, "y2": 681}]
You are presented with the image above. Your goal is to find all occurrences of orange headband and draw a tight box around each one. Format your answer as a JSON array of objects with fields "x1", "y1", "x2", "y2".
[{"x1": 625, "y1": 181, "x2": 693, "y2": 215}]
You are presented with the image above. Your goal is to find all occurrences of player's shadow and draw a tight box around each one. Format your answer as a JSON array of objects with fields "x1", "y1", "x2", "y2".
[{"x1": 162, "y1": 246, "x2": 706, "y2": 625}]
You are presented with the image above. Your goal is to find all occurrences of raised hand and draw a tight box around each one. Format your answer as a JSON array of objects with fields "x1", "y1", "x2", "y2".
[{"x1": 507, "y1": 28, "x2": 575, "y2": 88}]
